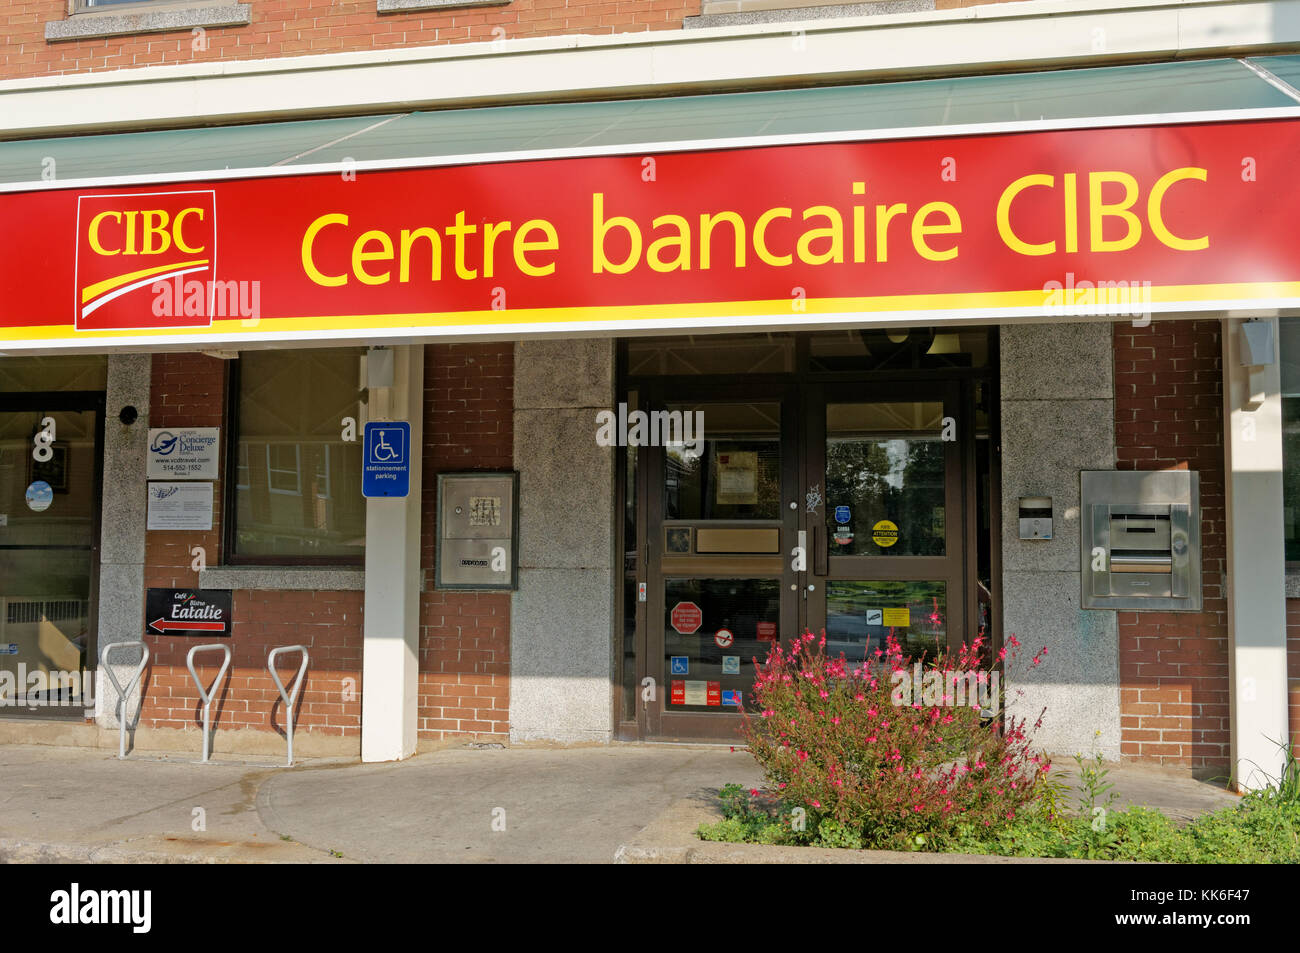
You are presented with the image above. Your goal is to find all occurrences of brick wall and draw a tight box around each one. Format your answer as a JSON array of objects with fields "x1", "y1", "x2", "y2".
[
  {"x1": 1114, "y1": 320, "x2": 1229, "y2": 771},
  {"x1": 136, "y1": 344, "x2": 515, "y2": 744},
  {"x1": 142, "y1": 590, "x2": 363, "y2": 736},
  {"x1": 417, "y1": 342, "x2": 514, "y2": 740},
  {"x1": 140, "y1": 352, "x2": 364, "y2": 739},
  {"x1": 3, "y1": 0, "x2": 701, "y2": 80}
]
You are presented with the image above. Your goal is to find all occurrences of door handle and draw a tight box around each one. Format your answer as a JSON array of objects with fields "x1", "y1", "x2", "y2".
[{"x1": 813, "y1": 523, "x2": 827, "y2": 576}]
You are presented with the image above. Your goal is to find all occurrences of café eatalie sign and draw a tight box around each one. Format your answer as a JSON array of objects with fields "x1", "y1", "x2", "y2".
[{"x1": 1, "y1": 117, "x2": 1298, "y2": 349}]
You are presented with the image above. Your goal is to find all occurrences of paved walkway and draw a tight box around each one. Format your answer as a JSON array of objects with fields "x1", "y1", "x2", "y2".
[{"x1": 0, "y1": 742, "x2": 1238, "y2": 863}]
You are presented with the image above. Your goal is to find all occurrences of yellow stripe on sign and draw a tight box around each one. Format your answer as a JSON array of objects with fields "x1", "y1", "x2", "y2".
[
  {"x1": 80, "y1": 259, "x2": 210, "y2": 305},
  {"x1": 9, "y1": 280, "x2": 1300, "y2": 342}
]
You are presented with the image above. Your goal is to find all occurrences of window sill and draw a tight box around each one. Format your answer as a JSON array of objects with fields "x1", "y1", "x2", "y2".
[
  {"x1": 378, "y1": 0, "x2": 510, "y2": 12},
  {"x1": 200, "y1": 566, "x2": 364, "y2": 592},
  {"x1": 1287, "y1": 571, "x2": 1300, "y2": 599},
  {"x1": 686, "y1": 0, "x2": 931, "y2": 29},
  {"x1": 46, "y1": 3, "x2": 251, "y2": 43}
]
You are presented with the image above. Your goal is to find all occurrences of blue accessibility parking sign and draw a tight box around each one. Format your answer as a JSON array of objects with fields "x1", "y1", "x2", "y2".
[{"x1": 362, "y1": 421, "x2": 411, "y2": 498}]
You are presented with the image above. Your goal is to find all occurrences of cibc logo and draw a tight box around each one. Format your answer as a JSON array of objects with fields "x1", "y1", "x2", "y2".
[{"x1": 74, "y1": 190, "x2": 216, "y2": 330}]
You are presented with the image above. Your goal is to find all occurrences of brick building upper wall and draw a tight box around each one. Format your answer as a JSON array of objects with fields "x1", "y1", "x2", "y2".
[
  {"x1": 4, "y1": 0, "x2": 698, "y2": 80},
  {"x1": 3, "y1": 0, "x2": 1030, "y2": 82}
]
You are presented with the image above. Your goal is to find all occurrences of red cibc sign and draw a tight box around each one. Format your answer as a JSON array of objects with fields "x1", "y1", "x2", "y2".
[{"x1": 4, "y1": 118, "x2": 1300, "y2": 350}]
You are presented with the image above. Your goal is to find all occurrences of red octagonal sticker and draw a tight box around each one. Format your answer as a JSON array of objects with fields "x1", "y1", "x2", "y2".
[{"x1": 670, "y1": 601, "x2": 702, "y2": 635}]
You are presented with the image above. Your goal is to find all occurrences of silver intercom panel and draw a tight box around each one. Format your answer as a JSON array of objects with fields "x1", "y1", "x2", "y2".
[
  {"x1": 1080, "y1": 470, "x2": 1200, "y2": 611},
  {"x1": 436, "y1": 472, "x2": 519, "y2": 591}
]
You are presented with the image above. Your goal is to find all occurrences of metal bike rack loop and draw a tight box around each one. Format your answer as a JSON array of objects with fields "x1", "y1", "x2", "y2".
[
  {"x1": 267, "y1": 645, "x2": 309, "y2": 767},
  {"x1": 186, "y1": 643, "x2": 232, "y2": 763},
  {"x1": 99, "y1": 640, "x2": 150, "y2": 760}
]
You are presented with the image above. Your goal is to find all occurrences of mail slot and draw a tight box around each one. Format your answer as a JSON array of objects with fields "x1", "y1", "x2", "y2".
[
  {"x1": 1081, "y1": 471, "x2": 1200, "y2": 610},
  {"x1": 435, "y1": 472, "x2": 518, "y2": 590}
]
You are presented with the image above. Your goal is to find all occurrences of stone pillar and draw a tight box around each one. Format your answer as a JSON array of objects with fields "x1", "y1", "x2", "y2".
[
  {"x1": 360, "y1": 345, "x2": 424, "y2": 762},
  {"x1": 1221, "y1": 316, "x2": 1288, "y2": 790},
  {"x1": 1000, "y1": 322, "x2": 1120, "y2": 759},
  {"x1": 95, "y1": 354, "x2": 151, "y2": 729},
  {"x1": 510, "y1": 339, "x2": 615, "y2": 743}
]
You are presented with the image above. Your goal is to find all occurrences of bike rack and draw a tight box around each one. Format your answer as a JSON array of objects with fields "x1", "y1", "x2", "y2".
[
  {"x1": 99, "y1": 640, "x2": 150, "y2": 760},
  {"x1": 186, "y1": 643, "x2": 232, "y2": 763},
  {"x1": 267, "y1": 645, "x2": 309, "y2": 767}
]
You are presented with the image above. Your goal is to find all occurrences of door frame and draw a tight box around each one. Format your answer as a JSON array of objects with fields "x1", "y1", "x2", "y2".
[
  {"x1": 638, "y1": 376, "x2": 799, "y2": 742},
  {"x1": 801, "y1": 378, "x2": 968, "y2": 652},
  {"x1": 0, "y1": 390, "x2": 106, "y2": 713},
  {"x1": 615, "y1": 335, "x2": 1000, "y2": 742}
]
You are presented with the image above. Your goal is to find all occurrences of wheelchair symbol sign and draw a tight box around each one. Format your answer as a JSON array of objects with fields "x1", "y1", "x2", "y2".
[
  {"x1": 362, "y1": 421, "x2": 411, "y2": 498},
  {"x1": 369, "y1": 427, "x2": 404, "y2": 464}
]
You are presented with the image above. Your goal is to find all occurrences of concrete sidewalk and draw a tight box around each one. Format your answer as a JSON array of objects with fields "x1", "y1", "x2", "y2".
[
  {"x1": 0, "y1": 741, "x2": 762, "y2": 863},
  {"x1": 0, "y1": 741, "x2": 1237, "y2": 864}
]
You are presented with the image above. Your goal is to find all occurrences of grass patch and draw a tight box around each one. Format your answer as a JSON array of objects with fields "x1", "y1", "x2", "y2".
[{"x1": 698, "y1": 765, "x2": 1300, "y2": 863}]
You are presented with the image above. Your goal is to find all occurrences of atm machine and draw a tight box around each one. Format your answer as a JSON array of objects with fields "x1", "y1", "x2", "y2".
[{"x1": 1080, "y1": 470, "x2": 1202, "y2": 611}]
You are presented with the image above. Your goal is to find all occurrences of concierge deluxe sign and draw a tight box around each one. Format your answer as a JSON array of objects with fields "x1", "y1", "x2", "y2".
[{"x1": 3, "y1": 117, "x2": 1299, "y2": 349}]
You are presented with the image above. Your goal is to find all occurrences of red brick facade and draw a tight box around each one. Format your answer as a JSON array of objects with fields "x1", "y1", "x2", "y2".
[
  {"x1": 135, "y1": 343, "x2": 515, "y2": 745},
  {"x1": 418, "y1": 342, "x2": 514, "y2": 741},
  {"x1": 1114, "y1": 321, "x2": 1230, "y2": 771},
  {"x1": 2, "y1": 0, "x2": 701, "y2": 81},
  {"x1": 141, "y1": 353, "x2": 366, "y2": 739}
]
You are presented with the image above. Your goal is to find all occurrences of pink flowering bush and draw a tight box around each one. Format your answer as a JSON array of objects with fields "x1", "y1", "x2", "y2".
[{"x1": 740, "y1": 630, "x2": 1049, "y2": 851}]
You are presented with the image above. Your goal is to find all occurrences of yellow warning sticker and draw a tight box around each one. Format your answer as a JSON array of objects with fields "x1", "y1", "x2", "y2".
[
  {"x1": 882, "y1": 607, "x2": 910, "y2": 627},
  {"x1": 872, "y1": 519, "x2": 899, "y2": 547}
]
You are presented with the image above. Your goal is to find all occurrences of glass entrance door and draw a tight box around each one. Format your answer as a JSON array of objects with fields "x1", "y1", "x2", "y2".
[
  {"x1": 0, "y1": 399, "x2": 102, "y2": 716},
  {"x1": 643, "y1": 390, "x2": 799, "y2": 740},
  {"x1": 803, "y1": 382, "x2": 966, "y2": 664},
  {"x1": 627, "y1": 355, "x2": 992, "y2": 743}
]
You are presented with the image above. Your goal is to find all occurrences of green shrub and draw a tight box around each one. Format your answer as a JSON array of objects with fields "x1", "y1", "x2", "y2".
[{"x1": 738, "y1": 630, "x2": 1049, "y2": 851}]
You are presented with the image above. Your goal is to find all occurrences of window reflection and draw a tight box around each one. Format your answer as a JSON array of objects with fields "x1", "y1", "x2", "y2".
[
  {"x1": 825, "y1": 402, "x2": 945, "y2": 556},
  {"x1": 233, "y1": 349, "x2": 364, "y2": 560},
  {"x1": 664, "y1": 402, "x2": 781, "y2": 521},
  {"x1": 825, "y1": 580, "x2": 947, "y2": 662}
]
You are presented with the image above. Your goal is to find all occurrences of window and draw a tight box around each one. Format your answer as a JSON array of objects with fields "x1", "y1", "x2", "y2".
[
  {"x1": 74, "y1": 0, "x2": 165, "y2": 8},
  {"x1": 50, "y1": 2, "x2": 252, "y2": 43},
  {"x1": 1282, "y1": 319, "x2": 1300, "y2": 564},
  {"x1": 267, "y1": 444, "x2": 301, "y2": 495},
  {"x1": 228, "y1": 348, "x2": 366, "y2": 563}
]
